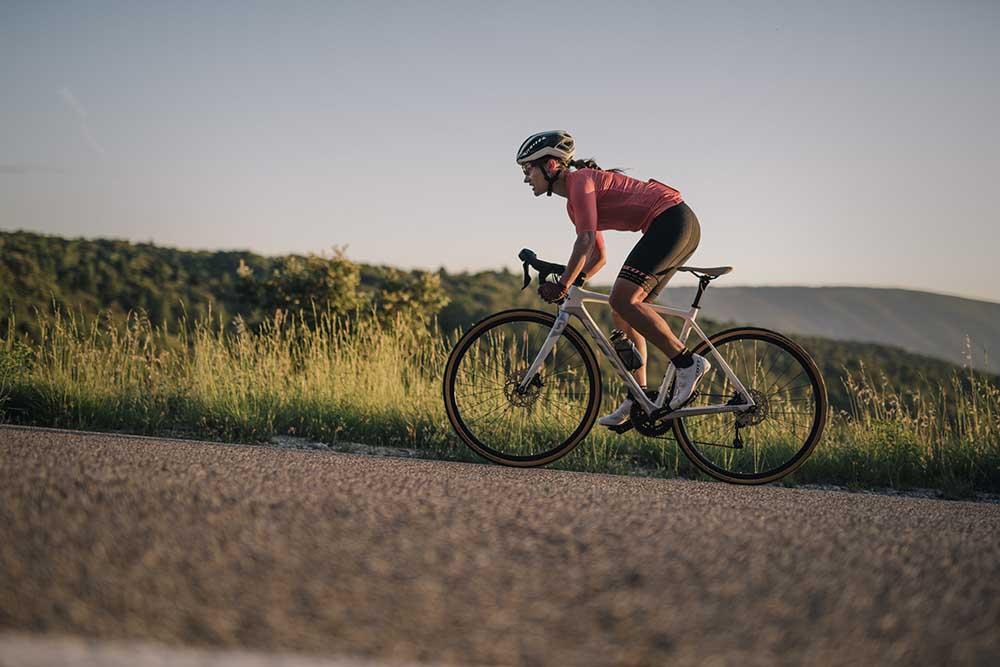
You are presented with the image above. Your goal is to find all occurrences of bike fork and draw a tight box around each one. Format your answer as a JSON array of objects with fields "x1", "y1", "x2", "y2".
[{"x1": 517, "y1": 311, "x2": 570, "y2": 392}]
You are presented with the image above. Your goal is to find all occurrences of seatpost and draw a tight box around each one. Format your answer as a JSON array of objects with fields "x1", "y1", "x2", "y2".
[{"x1": 690, "y1": 276, "x2": 712, "y2": 309}]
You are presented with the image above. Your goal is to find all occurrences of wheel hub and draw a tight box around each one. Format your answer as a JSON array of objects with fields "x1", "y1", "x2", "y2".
[{"x1": 503, "y1": 370, "x2": 542, "y2": 408}]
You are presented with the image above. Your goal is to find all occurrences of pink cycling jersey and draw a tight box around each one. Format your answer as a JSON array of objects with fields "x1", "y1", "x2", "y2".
[{"x1": 565, "y1": 168, "x2": 683, "y2": 235}]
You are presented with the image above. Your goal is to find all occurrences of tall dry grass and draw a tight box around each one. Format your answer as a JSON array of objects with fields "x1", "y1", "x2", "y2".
[{"x1": 2, "y1": 308, "x2": 997, "y2": 494}]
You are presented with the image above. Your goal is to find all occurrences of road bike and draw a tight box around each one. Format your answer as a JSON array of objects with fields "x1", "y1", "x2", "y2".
[{"x1": 443, "y1": 249, "x2": 828, "y2": 484}]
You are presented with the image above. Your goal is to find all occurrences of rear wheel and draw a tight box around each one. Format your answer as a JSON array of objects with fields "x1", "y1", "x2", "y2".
[
  {"x1": 672, "y1": 327, "x2": 828, "y2": 484},
  {"x1": 443, "y1": 309, "x2": 602, "y2": 466}
]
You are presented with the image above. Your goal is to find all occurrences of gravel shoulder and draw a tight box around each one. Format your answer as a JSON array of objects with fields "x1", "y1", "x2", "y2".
[{"x1": 2, "y1": 426, "x2": 999, "y2": 666}]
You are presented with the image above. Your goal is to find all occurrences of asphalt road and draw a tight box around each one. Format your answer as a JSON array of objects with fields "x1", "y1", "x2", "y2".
[{"x1": 1, "y1": 426, "x2": 998, "y2": 666}]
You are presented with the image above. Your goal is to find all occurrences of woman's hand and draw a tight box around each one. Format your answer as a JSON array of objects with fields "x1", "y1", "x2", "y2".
[{"x1": 538, "y1": 280, "x2": 569, "y2": 303}]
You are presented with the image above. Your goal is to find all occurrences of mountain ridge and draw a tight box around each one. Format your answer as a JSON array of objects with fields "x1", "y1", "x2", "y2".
[{"x1": 659, "y1": 284, "x2": 999, "y2": 372}]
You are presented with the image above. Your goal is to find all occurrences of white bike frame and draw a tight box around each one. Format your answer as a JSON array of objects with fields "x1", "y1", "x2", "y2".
[{"x1": 517, "y1": 285, "x2": 757, "y2": 418}]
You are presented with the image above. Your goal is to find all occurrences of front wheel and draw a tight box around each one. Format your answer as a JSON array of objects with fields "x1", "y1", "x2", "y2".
[
  {"x1": 672, "y1": 327, "x2": 828, "y2": 484},
  {"x1": 443, "y1": 309, "x2": 602, "y2": 467}
]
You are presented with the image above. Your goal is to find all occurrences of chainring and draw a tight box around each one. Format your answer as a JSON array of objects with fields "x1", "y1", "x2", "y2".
[{"x1": 628, "y1": 390, "x2": 675, "y2": 437}]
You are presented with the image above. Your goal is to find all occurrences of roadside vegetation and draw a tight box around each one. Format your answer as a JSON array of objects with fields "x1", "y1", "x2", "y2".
[
  {"x1": 3, "y1": 230, "x2": 997, "y2": 496},
  {"x1": 2, "y1": 305, "x2": 997, "y2": 497}
]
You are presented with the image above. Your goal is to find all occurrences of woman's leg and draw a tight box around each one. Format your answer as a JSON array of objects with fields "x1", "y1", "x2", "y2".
[
  {"x1": 613, "y1": 202, "x2": 701, "y2": 360},
  {"x1": 599, "y1": 279, "x2": 681, "y2": 425},
  {"x1": 611, "y1": 276, "x2": 712, "y2": 412},
  {"x1": 609, "y1": 280, "x2": 686, "y2": 359},
  {"x1": 601, "y1": 203, "x2": 703, "y2": 423}
]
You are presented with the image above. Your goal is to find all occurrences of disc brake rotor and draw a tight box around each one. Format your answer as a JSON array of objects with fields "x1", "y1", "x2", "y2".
[
  {"x1": 503, "y1": 370, "x2": 543, "y2": 408},
  {"x1": 735, "y1": 388, "x2": 769, "y2": 427}
]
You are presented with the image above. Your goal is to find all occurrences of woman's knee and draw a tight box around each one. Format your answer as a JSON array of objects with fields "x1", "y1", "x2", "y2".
[{"x1": 609, "y1": 281, "x2": 646, "y2": 314}]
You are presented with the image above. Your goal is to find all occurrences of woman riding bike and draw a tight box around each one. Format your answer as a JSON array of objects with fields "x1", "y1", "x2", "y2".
[{"x1": 517, "y1": 129, "x2": 709, "y2": 426}]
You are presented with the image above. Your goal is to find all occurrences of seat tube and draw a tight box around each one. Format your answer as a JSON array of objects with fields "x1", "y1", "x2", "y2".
[{"x1": 678, "y1": 307, "x2": 697, "y2": 345}]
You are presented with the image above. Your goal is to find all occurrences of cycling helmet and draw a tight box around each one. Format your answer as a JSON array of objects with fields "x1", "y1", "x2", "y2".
[
  {"x1": 516, "y1": 130, "x2": 575, "y2": 165},
  {"x1": 516, "y1": 130, "x2": 575, "y2": 196}
]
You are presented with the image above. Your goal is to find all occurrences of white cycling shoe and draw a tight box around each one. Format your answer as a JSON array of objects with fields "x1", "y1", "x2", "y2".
[
  {"x1": 598, "y1": 398, "x2": 634, "y2": 427},
  {"x1": 669, "y1": 354, "x2": 711, "y2": 411}
]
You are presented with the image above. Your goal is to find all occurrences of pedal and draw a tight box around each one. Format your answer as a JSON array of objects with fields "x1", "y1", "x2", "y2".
[{"x1": 607, "y1": 421, "x2": 634, "y2": 434}]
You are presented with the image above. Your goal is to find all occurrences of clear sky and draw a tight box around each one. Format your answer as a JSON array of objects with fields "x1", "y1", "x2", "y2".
[{"x1": 2, "y1": 1, "x2": 998, "y2": 300}]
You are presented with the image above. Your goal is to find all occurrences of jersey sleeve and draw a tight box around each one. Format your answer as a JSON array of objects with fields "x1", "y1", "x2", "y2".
[{"x1": 567, "y1": 170, "x2": 599, "y2": 233}]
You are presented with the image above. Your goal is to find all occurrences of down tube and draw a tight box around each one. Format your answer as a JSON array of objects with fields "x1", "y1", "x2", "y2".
[{"x1": 571, "y1": 305, "x2": 655, "y2": 414}]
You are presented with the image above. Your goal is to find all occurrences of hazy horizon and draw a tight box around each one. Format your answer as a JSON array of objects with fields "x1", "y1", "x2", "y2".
[{"x1": 3, "y1": 1, "x2": 998, "y2": 301}]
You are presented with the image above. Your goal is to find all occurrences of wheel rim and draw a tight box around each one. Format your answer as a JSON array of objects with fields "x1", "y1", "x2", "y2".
[
  {"x1": 675, "y1": 333, "x2": 825, "y2": 480},
  {"x1": 448, "y1": 317, "x2": 597, "y2": 462}
]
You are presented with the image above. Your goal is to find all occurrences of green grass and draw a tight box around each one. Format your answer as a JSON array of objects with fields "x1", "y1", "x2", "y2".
[{"x1": 2, "y1": 308, "x2": 998, "y2": 495}]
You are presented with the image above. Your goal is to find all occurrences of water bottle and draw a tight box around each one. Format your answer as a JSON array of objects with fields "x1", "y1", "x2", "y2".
[{"x1": 610, "y1": 329, "x2": 644, "y2": 370}]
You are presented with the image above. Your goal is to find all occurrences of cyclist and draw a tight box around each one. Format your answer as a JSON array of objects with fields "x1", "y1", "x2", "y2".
[{"x1": 516, "y1": 130, "x2": 710, "y2": 426}]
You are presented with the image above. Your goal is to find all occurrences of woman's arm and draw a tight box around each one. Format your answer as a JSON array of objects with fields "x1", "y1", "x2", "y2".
[
  {"x1": 581, "y1": 231, "x2": 607, "y2": 279},
  {"x1": 561, "y1": 170, "x2": 603, "y2": 285},
  {"x1": 559, "y1": 231, "x2": 597, "y2": 287}
]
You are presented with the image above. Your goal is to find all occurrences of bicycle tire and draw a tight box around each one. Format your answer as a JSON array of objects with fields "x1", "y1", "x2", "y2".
[
  {"x1": 672, "y1": 327, "x2": 828, "y2": 484},
  {"x1": 443, "y1": 309, "x2": 602, "y2": 467}
]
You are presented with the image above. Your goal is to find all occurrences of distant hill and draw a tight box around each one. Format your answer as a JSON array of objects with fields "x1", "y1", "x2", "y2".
[{"x1": 659, "y1": 286, "x2": 999, "y2": 373}]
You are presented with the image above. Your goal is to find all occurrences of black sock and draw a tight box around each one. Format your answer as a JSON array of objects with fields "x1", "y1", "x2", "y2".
[{"x1": 671, "y1": 350, "x2": 693, "y2": 369}]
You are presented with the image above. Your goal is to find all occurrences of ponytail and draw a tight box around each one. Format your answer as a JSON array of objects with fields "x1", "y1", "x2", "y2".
[{"x1": 567, "y1": 158, "x2": 625, "y2": 174}]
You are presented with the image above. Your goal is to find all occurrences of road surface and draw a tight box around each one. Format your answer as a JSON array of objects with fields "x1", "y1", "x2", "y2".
[{"x1": 1, "y1": 426, "x2": 997, "y2": 665}]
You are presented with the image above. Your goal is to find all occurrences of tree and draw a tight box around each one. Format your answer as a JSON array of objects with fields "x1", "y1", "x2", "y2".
[
  {"x1": 365, "y1": 267, "x2": 450, "y2": 322},
  {"x1": 237, "y1": 249, "x2": 363, "y2": 326}
]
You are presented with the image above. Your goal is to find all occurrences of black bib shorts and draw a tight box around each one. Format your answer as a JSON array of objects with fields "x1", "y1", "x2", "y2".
[{"x1": 618, "y1": 201, "x2": 701, "y2": 302}]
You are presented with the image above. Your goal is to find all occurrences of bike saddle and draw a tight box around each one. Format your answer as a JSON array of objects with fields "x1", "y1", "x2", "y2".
[{"x1": 677, "y1": 266, "x2": 733, "y2": 280}]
